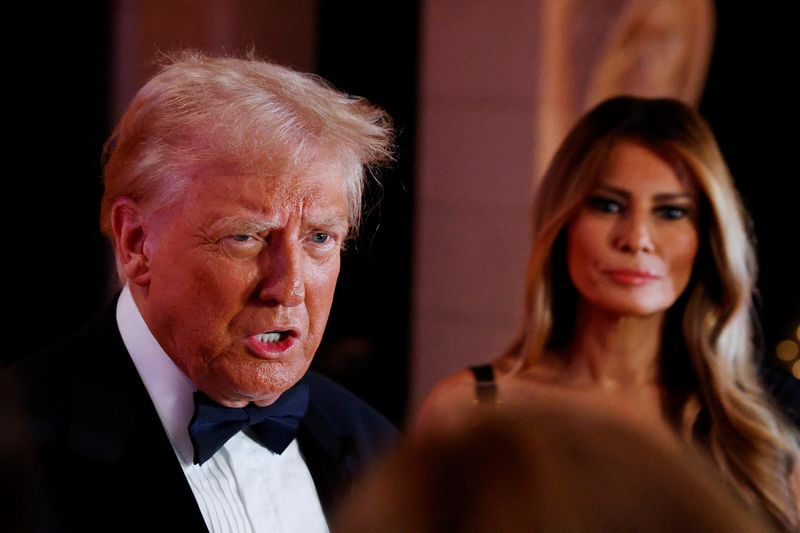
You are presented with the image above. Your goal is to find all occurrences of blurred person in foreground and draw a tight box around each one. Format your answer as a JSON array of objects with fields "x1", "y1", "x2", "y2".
[
  {"x1": 13, "y1": 51, "x2": 396, "y2": 532},
  {"x1": 419, "y1": 96, "x2": 800, "y2": 530},
  {"x1": 337, "y1": 404, "x2": 776, "y2": 532}
]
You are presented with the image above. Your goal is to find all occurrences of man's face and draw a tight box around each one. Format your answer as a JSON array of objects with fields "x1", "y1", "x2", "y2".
[{"x1": 135, "y1": 157, "x2": 349, "y2": 407}]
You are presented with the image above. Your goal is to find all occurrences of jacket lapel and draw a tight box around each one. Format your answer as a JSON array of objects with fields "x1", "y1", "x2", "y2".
[
  {"x1": 298, "y1": 403, "x2": 360, "y2": 515},
  {"x1": 65, "y1": 303, "x2": 209, "y2": 531}
]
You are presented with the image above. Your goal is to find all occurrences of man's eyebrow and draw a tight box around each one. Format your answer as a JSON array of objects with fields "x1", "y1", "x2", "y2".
[
  {"x1": 305, "y1": 212, "x2": 349, "y2": 230},
  {"x1": 208, "y1": 216, "x2": 279, "y2": 234}
]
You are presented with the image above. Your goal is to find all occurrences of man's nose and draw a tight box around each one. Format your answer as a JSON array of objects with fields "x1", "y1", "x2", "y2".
[
  {"x1": 257, "y1": 241, "x2": 305, "y2": 307},
  {"x1": 613, "y1": 213, "x2": 654, "y2": 254}
]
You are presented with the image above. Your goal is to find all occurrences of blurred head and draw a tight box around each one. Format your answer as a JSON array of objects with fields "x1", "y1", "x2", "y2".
[
  {"x1": 518, "y1": 96, "x2": 754, "y2": 367},
  {"x1": 335, "y1": 406, "x2": 774, "y2": 533},
  {"x1": 102, "y1": 52, "x2": 393, "y2": 406}
]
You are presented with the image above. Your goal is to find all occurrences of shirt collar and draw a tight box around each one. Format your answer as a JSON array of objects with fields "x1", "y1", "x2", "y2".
[{"x1": 116, "y1": 284, "x2": 197, "y2": 464}]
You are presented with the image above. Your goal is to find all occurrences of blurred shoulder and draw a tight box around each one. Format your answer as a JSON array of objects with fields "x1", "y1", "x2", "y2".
[
  {"x1": 413, "y1": 357, "x2": 580, "y2": 435},
  {"x1": 414, "y1": 367, "x2": 484, "y2": 435}
]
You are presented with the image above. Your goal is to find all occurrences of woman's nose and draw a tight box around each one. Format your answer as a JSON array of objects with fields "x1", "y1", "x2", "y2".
[{"x1": 613, "y1": 215, "x2": 654, "y2": 254}]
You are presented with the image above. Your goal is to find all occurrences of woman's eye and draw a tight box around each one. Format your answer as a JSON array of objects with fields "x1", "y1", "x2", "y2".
[
  {"x1": 656, "y1": 206, "x2": 690, "y2": 220},
  {"x1": 588, "y1": 196, "x2": 623, "y2": 214}
]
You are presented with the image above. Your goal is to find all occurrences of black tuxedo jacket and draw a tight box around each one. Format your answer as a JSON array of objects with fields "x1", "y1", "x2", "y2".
[{"x1": 13, "y1": 303, "x2": 397, "y2": 532}]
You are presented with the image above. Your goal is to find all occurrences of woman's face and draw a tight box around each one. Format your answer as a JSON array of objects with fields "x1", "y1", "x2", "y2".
[{"x1": 566, "y1": 142, "x2": 700, "y2": 318}]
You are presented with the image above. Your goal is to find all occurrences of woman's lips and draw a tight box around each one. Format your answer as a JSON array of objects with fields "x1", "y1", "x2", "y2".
[
  {"x1": 603, "y1": 269, "x2": 661, "y2": 286},
  {"x1": 246, "y1": 330, "x2": 299, "y2": 359}
]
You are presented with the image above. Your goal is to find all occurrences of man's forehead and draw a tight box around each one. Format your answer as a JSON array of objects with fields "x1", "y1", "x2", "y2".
[
  {"x1": 239, "y1": 195, "x2": 348, "y2": 224},
  {"x1": 190, "y1": 174, "x2": 345, "y2": 223},
  {"x1": 245, "y1": 172, "x2": 346, "y2": 209},
  {"x1": 176, "y1": 152, "x2": 351, "y2": 224},
  {"x1": 190, "y1": 159, "x2": 337, "y2": 193}
]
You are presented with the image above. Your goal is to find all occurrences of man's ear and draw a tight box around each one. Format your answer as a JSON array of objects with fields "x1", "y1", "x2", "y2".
[{"x1": 110, "y1": 197, "x2": 152, "y2": 286}]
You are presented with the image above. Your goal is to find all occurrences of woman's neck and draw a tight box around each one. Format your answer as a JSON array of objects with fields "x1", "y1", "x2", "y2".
[{"x1": 561, "y1": 303, "x2": 666, "y2": 389}]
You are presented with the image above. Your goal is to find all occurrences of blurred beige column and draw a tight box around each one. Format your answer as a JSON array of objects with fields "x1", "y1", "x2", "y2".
[
  {"x1": 112, "y1": 0, "x2": 316, "y2": 121},
  {"x1": 411, "y1": 1, "x2": 541, "y2": 412},
  {"x1": 536, "y1": 0, "x2": 715, "y2": 179}
]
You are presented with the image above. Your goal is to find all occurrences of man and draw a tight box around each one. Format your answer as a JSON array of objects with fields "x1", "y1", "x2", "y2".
[{"x1": 15, "y1": 52, "x2": 396, "y2": 532}]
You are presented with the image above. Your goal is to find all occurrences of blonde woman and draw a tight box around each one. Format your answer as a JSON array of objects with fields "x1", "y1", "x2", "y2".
[{"x1": 419, "y1": 96, "x2": 800, "y2": 530}]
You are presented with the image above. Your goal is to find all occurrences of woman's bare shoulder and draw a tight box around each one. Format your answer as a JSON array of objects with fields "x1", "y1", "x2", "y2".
[
  {"x1": 413, "y1": 354, "x2": 579, "y2": 434},
  {"x1": 414, "y1": 368, "x2": 481, "y2": 435}
]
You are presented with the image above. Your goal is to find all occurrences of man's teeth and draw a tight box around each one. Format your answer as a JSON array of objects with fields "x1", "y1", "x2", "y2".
[{"x1": 257, "y1": 332, "x2": 282, "y2": 343}]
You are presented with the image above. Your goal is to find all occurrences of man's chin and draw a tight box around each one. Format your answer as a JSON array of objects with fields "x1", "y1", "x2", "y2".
[
  {"x1": 199, "y1": 354, "x2": 310, "y2": 406},
  {"x1": 202, "y1": 387, "x2": 283, "y2": 408}
]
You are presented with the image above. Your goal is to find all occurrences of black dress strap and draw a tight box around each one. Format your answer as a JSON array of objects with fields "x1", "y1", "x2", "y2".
[{"x1": 469, "y1": 364, "x2": 498, "y2": 405}]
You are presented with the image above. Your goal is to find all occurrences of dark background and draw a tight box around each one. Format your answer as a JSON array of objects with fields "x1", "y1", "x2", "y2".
[{"x1": 700, "y1": 3, "x2": 800, "y2": 363}]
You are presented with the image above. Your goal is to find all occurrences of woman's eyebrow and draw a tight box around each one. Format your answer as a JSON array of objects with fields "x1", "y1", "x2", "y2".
[
  {"x1": 594, "y1": 184, "x2": 694, "y2": 203},
  {"x1": 653, "y1": 192, "x2": 694, "y2": 202},
  {"x1": 594, "y1": 183, "x2": 629, "y2": 199}
]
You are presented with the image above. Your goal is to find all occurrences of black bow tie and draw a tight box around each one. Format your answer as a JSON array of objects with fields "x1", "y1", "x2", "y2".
[{"x1": 188, "y1": 384, "x2": 310, "y2": 465}]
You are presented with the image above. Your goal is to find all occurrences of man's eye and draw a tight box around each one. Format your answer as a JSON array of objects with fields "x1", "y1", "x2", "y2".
[
  {"x1": 310, "y1": 232, "x2": 330, "y2": 244},
  {"x1": 588, "y1": 196, "x2": 623, "y2": 214},
  {"x1": 656, "y1": 206, "x2": 690, "y2": 220},
  {"x1": 219, "y1": 234, "x2": 263, "y2": 257}
]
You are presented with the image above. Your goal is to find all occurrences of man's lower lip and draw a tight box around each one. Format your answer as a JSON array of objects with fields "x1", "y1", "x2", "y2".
[
  {"x1": 605, "y1": 272, "x2": 659, "y2": 285},
  {"x1": 246, "y1": 335, "x2": 298, "y2": 359}
]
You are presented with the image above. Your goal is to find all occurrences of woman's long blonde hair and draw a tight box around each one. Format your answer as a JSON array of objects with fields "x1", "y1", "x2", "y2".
[{"x1": 504, "y1": 96, "x2": 798, "y2": 529}]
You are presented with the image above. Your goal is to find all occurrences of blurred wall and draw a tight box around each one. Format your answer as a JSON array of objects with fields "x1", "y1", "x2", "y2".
[
  {"x1": 112, "y1": 0, "x2": 316, "y2": 123},
  {"x1": 411, "y1": 1, "x2": 541, "y2": 410}
]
